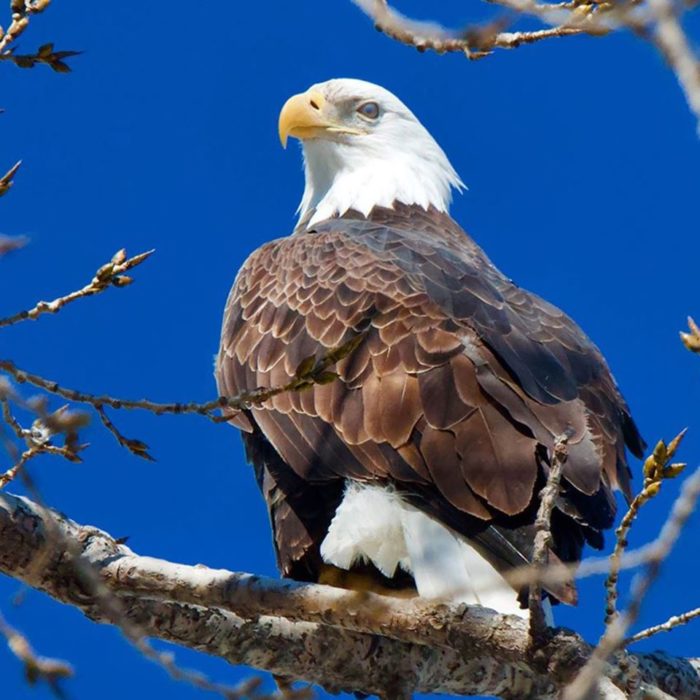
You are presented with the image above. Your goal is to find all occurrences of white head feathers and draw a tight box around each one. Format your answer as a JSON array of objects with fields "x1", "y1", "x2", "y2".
[{"x1": 279, "y1": 79, "x2": 465, "y2": 227}]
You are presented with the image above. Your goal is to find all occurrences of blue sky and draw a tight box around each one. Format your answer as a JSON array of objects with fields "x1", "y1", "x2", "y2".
[{"x1": 1, "y1": 1, "x2": 698, "y2": 698}]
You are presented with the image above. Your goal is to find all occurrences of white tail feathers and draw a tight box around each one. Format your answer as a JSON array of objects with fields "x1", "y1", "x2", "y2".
[
  {"x1": 319, "y1": 482, "x2": 410, "y2": 577},
  {"x1": 320, "y1": 481, "x2": 552, "y2": 623}
]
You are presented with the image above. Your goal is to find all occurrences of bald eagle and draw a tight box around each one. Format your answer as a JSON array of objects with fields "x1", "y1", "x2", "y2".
[{"x1": 215, "y1": 79, "x2": 644, "y2": 618}]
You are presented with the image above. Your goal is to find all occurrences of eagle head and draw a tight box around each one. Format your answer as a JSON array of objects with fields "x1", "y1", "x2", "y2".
[{"x1": 278, "y1": 78, "x2": 464, "y2": 227}]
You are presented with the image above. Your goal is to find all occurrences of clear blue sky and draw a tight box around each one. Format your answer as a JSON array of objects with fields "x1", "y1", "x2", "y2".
[{"x1": 1, "y1": 2, "x2": 699, "y2": 698}]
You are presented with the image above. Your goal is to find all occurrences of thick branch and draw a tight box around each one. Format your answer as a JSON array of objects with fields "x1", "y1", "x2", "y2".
[{"x1": 0, "y1": 493, "x2": 698, "y2": 698}]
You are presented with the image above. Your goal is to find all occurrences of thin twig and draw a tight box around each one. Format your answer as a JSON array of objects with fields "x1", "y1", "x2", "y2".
[
  {"x1": 0, "y1": 608, "x2": 73, "y2": 691},
  {"x1": 648, "y1": 0, "x2": 700, "y2": 133},
  {"x1": 1, "y1": 393, "x2": 87, "y2": 455},
  {"x1": 680, "y1": 316, "x2": 700, "y2": 353},
  {"x1": 0, "y1": 393, "x2": 87, "y2": 489},
  {"x1": 0, "y1": 331, "x2": 366, "y2": 423},
  {"x1": 604, "y1": 430, "x2": 686, "y2": 625},
  {"x1": 490, "y1": 26, "x2": 585, "y2": 50},
  {"x1": 353, "y1": 0, "x2": 700, "y2": 133},
  {"x1": 529, "y1": 434, "x2": 567, "y2": 645},
  {"x1": 95, "y1": 405, "x2": 154, "y2": 461},
  {"x1": 0, "y1": 160, "x2": 21, "y2": 196},
  {"x1": 509, "y1": 541, "x2": 656, "y2": 591},
  {"x1": 621, "y1": 466, "x2": 700, "y2": 633},
  {"x1": 0, "y1": 248, "x2": 154, "y2": 329},
  {"x1": 0, "y1": 445, "x2": 39, "y2": 489},
  {"x1": 353, "y1": 0, "x2": 590, "y2": 59},
  {"x1": 1, "y1": 391, "x2": 26, "y2": 440},
  {"x1": 0, "y1": 234, "x2": 28, "y2": 257},
  {"x1": 0, "y1": 0, "x2": 51, "y2": 54},
  {"x1": 626, "y1": 607, "x2": 700, "y2": 644},
  {"x1": 564, "y1": 466, "x2": 700, "y2": 700},
  {"x1": 0, "y1": 42, "x2": 80, "y2": 72}
]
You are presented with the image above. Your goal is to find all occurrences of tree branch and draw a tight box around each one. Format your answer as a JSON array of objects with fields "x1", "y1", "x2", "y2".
[
  {"x1": 0, "y1": 330, "x2": 366, "y2": 430},
  {"x1": 0, "y1": 248, "x2": 153, "y2": 329},
  {"x1": 0, "y1": 0, "x2": 51, "y2": 54},
  {"x1": 529, "y1": 434, "x2": 567, "y2": 644},
  {"x1": 605, "y1": 431, "x2": 687, "y2": 625},
  {"x1": 0, "y1": 608, "x2": 73, "y2": 691},
  {"x1": 0, "y1": 234, "x2": 28, "y2": 256},
  {"x1": 0, "y1": 160, "x2": 21, "y2": 197},
  {"x1": 565, "y1": 465, "x2": 700, "y2": 700},
  {"x1": 0, "y1": 1, "x2": 80, "y2": 72},
  {"x1": 1, "y1": 492, "x2": 698, "y2": 699},
  {"x1": 626, "y1": 607, "x2": 700, "y2": 646},
  {"x1": 352, "y1": 0, "x2": 591, "y2": 59},
  {"x1": 680, "y1": 317, "x2": 700, "y2": 353},
  {"x1": 352, "y1": 0, "x2": 700, "y2": 131},
  {"x1": 648, "y1": 0, "x2": 700, "y2": 134}
]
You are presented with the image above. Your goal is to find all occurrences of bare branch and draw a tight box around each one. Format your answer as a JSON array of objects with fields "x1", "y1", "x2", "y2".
[
  {"x1": 0, "y1": 491, "x2": 698, "y2": 699},
  {"x1": 0, "y1": 248, "x2": 154, "y2": 329},
  {"x1": 95, "y1": 405, "x2": 155, "y2": 461},
  {"x1": 605, "y1": 430, "x2": 687, "y2": 625},
  {"x1": 529, "y1": 434, "x2": 567, "y2": 645},
  {"x1": 13, "y1": 477, "x2": 286, "y2": 700},
  {"x1": 648, "y1": 0, "x2": 700, "y2": 133},
  {"x1": 622, "y1": 465, "x2": 700, "y2": 632},
  {"x1": 0, "y1": 160, "x2": 21, "y2": 196},
  {"x1": 0, "y1": 392, "x2": 89, "y2": 477},
  {"x1": 680, "y1": 316, "x2": 700, "y2": 353},
  {"x1": 564, "y1": 466, "x2": 700, "y2": 700},
  {"x1": 0, "y1": 1, "x2": 78, "y2": 72},
  {"x1": 0, "y1": 42, "x2": 81, "y2": 72},
  {"x1": 352, "y1": 0, "x2": 590, "y2": 59},
  {"x1": 0, "y1": 608, "x2": 73, "y2": 692},
  {"x1": 0, "y1": 0, "x2": 51, "y2": 54},
  {"x1": 0, "y1": 234, "x2": 28, "y2": 257},
  {"x1": 0, "y1": 330, "x2": 366, "y2": 426},
  {"x1": 626, "y1": 607, "x2": 700, "y2": 645},
  {"x1": 352, "y1": 0, "x2": 700, "y2": 131},
  {"x1": 0, "y1": 444, "x2": 40, "y2": 488}
]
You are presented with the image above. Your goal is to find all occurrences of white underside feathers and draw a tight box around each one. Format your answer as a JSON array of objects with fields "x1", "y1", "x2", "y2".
[
  {"x1": 320, "y1": 481, "x2": 411, "y2": 577},
  {"x1": 321, "y1": 481, "x2": 552, "y2": 623}
]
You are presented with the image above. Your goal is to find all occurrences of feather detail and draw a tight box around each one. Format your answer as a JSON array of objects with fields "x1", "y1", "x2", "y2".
[{"x1": 215, "y1": 201, "x2": 644, "y2": 605}]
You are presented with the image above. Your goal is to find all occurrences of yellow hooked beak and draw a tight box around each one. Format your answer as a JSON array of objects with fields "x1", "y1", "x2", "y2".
[
  {"x1": 278, "y1": 90, "x2": 331, "y2": 148},
  {"x1": 278, "y1": 89, "x2": 362, "y2": 148}
]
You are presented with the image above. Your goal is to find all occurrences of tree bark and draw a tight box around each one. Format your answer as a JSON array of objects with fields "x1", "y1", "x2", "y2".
[{"x1": 0, "y1": 492, "x2": 698, "y2": 699}]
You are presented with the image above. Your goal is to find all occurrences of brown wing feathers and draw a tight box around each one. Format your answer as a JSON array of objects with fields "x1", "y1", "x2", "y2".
[{"x1": 216, "y1": 202, "x2": 644, "y2": 602}]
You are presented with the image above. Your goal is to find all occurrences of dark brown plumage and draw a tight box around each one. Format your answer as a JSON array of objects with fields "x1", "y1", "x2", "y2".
[{"x1": 215, "y1": 202, "x2": 644, "y2": 604}]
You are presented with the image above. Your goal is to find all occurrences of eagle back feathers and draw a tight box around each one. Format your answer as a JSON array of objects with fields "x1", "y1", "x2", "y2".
[{"x1": 215, "y1": 202, "x2": 644, "y2": 600}]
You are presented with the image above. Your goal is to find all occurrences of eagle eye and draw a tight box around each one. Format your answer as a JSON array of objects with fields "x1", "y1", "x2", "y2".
[{"x1": 357, "y1": 101, "x2": 380, "y2": 120}]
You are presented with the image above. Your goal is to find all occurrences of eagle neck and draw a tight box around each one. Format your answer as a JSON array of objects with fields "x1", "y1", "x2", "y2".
[{"x1": 297, "y1": 138, "x2": 463, "y2": 229}]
